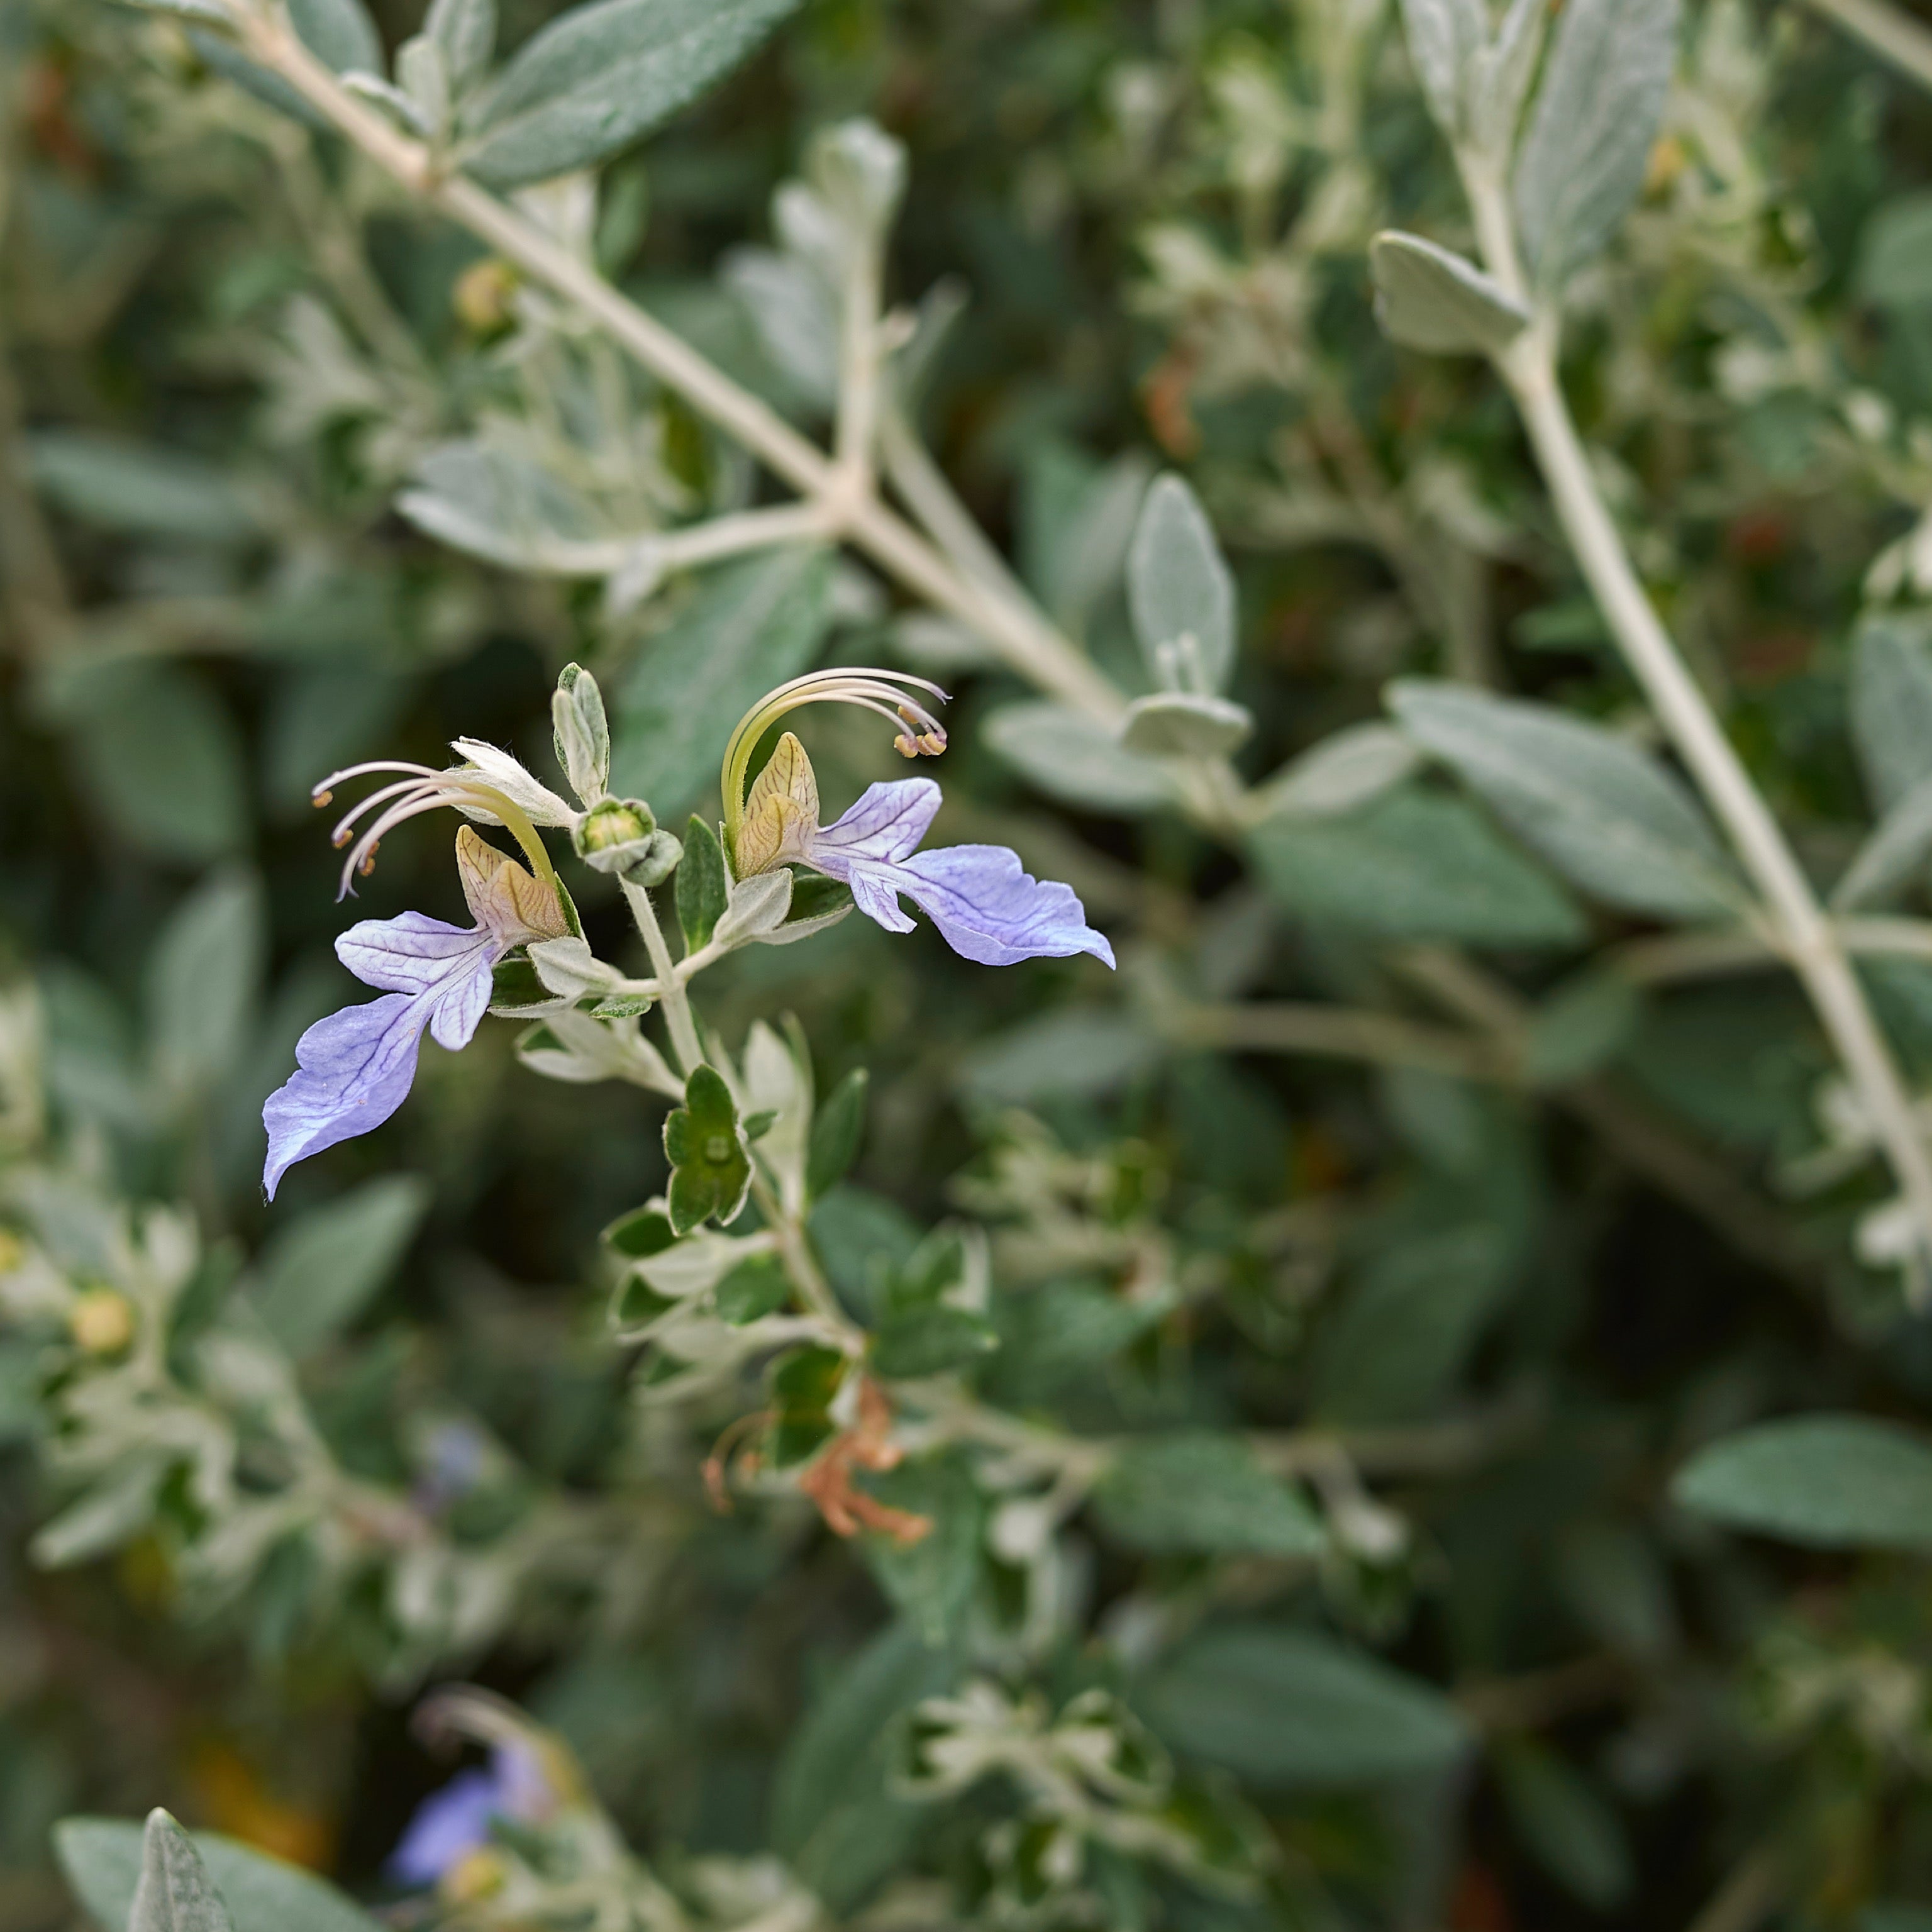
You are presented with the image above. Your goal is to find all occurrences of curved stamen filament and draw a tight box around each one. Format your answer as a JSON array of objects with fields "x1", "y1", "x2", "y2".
[{"x1": 721, "y1": 670, "x2": 950, "y2": 854}]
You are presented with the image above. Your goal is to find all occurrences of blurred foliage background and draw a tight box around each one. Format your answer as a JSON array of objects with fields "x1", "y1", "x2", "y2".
[{"x1": 12, "y1": 0, "x2": 1932, "y2": 1926}]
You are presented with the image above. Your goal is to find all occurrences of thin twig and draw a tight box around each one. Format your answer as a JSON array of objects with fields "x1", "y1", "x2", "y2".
[
  {"x1": 1459, "y1": 153, "x2": 1932, "y2": 1284},
  {"x1": 1798, "y1": 0, "x2": 1932, "y2": 94},
  {"x1": 1175, "y1": 999, "x2": 1511, "y2": 1082},
  {"x1": 1683, "y1": 1845, "x2": 1787, "y2": 1932}
]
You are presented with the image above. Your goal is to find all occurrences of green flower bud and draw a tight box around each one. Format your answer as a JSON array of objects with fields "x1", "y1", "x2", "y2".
[{"x1": 572, "y1": 796, "x2": 662, "y2": 875}]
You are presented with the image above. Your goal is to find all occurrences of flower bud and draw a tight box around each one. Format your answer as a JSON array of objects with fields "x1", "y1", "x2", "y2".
[
  {"x1": 808, "y1": 118, "x2": 908, "y2": 247},
  {"x1": 69, "y1": 1285, "x2": 134, "y2": 1355},
  {"x1": 571, "y1": 796, "x2": 657, "y2": 873},
  {"x1": 551, "y1": 663, "x2": 611, "y2": 807}
]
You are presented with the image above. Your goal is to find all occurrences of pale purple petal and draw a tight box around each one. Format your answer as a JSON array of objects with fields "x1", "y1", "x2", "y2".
[
  {"x1": 813, "y1": 779, "x2": 942, "y2": 865},
  {"x1": 387, "y1": 1742, "x2": 550, "y2": 1887},
  {"x1": 804, "y1": 785, "x2": 1113, "y2": 969},
  {"x1": 899, "y1": 845, "x2": 1116, "y2": 968},
  {"x1": 263, "y1": 913, "x2": 501, "y2": 1199}
]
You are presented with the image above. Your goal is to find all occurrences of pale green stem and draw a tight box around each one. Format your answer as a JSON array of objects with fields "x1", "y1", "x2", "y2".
[
  {"x1": 834, "y1": 240, "x2": 884, "y2": 487},
  {"x1": 1458, "y1": 158, "x2": 1932, "y2": 1286},
  {"x1": 620, "y1": 879, "x2": 702, "y2": 1075}
]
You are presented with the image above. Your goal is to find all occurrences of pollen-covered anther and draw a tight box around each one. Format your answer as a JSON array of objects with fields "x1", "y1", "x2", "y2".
[
  {"x1": 358, "y1": 843, "x2": 380, "y2": 875},
  {"x1": 312, "y1": 789, "x2": 333, "y2": 809}
]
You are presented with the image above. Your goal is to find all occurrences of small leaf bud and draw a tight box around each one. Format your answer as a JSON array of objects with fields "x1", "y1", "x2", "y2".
[{"x1": 551, "y1": 663, "x2": 612, "y2": 807}]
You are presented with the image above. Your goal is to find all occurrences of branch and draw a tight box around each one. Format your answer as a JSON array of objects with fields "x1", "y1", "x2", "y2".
[
  {"x1": 1174, "y1": 999, "x2": 1511, "y2": 1082},
  {"x1": 1798, "y1": 0, "x2": 1932, "y2": 94}
]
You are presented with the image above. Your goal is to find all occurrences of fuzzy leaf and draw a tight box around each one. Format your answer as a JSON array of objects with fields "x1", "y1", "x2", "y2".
[
  {"x1": 1369, "y1": 231, "x2": 1530, "y2": 357},
  {"x1": 662, "y1": 1063, "x2": 752, "y2": 1233}
]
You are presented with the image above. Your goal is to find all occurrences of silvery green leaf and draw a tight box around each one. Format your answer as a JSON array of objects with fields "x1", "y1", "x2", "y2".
[
  {"x1": 1673, "y1": 1414, "x2": 1932, "y2": 1551},
  {"x1": 1095, "y1": 1434, "x2": 1325, "y2": 1557},
  {"x1": 144, "y1": 867, "x2": 264, "y2": 1097},
  {"x1": 1858, "y1": 196, "x2": 1932, "y2": 313},
  {"x1": 1496, "y1": 1745, "x2": 1635, "y2": 1913},
  {"x1": 397, "y1": 441, "x2": 609, "y2": 572},
  {"x1": 1127, "y1": 473, "x2": 1238, "y2": 694},
  {"x1": 1119, "y1": 692, "x2": 1253, "y2": 758},
  {"x1": 1389, "y1": 680, "x2": 1741, "y2": 921},
  {"x1": 611, "y1": 547, "x2": 831, "y2": 817},
  {"x1": 1513, "y1": 0, "x2": 1682, "y2": 287},
  {"x1": 57, "y1": 1818, "x2": 382, "y2": 1932},
  {"x1": 1022, "y1": 445, "x2": 1153, "y2": 636},
  {"x1": 1832, "y1": 774, "x2": 1932, "y2": 911},
  {"x1": 891, "y1": 276, "x2": 969, "y2": 413},
  {"x1": 528, "y1": 935, "x2": 621, "y2": 999},
  {"x1": 1396, "y1": 0, "x2": 1487, "y2": 137},
  {"x1": 983, "y1": 700, "x2": 1173, "y2": 816},
  {"x1": 1368, "y1": 231, "x2": 1530, "y2": 357},
  {"x1": 551, "y1": 662, "x2": 611, "y2": 806},
  {"x1": 722, "y1": 247, "x2": 840, "y2": 409},
  {"x1": 1250, "y1": 786, "x2": 1586, "y2": 947},
  {"x1": 341, "y1": 71, "x2": 433, "y2": 136},
  {"x1": 425, "y1": 0, "x2": 496, "y2": 96},
  {"x1": 714, "y1": 867, "x2": 794, "y2": 947},
  {"x1": 959, "y1": 1009, "x2": 1162, "y2": 1106},
  {"x1": 1139, "y1": 1624, "x2": 1471, "y2": 1787},
  {"x1": 124, "y1": 0, "x2": 236, "y2": 26},
  {"x1": 890, "y1": 611, "x2": 996, "y2": 674},
  {"x1": 1852, "y1": 611, "x2": 1932, "y2": 811},
  {"x1": 1253, "y1": 723, "x2": 1422, "y2": 820},
  {"x1": 31, "y1": 1459, "x2": 167, "y2": 1569},
  {"x1": 395, "y1": 36, "x2": 450, "y2": 135},
  {"x1": 250, "y1": 1175, "x2": 430, "y2": 1356},
  {"x1": 1521, "y1": 969, "x2": 1641, "y2": 1087},
  {"x1": 516, "y1": 1011, "x2": 680, "y2": 1092},
  {"x1": 28, "y1": 433, "x2": 257, "y2": 545},
  {"x1": 1468, "y1": 0, "x2": 1548, "y2": 160},
  {"x1": 808, "y1": 118, "x2": 907, "y2": 244},
  {"x1": 462, "y1": 0, "x2": 802, "y2": 190},
  {"x1": 129, "y1": 1813, "x2": 235, "y2": 1932},
  {"x1": 287, "y1": 0, "x2": 382, "y2": 75}
]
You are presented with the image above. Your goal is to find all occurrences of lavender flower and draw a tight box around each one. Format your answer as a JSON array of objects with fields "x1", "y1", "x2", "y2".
[
  {"x1": 262, "y1": 828, "x2": 568, "y2": 1198},
  {"x1": 386, "y1": 1740, "x2": 549, "y2": 1888},
  {"x1": 723, "y1": 675, "x2": 1114, "y2": 969}
]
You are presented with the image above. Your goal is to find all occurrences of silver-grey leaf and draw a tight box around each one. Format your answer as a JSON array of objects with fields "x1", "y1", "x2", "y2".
[
  {"x1": 129, "y1": 1814, "x2": 235, "y2": 1932},
  {"x1": 1369, "y1": 231, "x2": 1531, "y2": 357},
  {"x1": 1852, "y1": 611, "x2": 1932, "y2": 813},
  {"x1": 1468, "y1": 0, "x2": 1548, "y2": 160},
  {"x1": 1512, "y1": 0, "x2": 1682, "y2": 288},
  {"x1": 983, "y1": 701, "x2": 1174, "y2": 816},
  {"x1": 462, "y1": 0, "x2": 801, "y2": 189},
  {"x1": 286, "y1": 0, "x2": 382, "y2": 77},
  {"x1": 1253, "y1": 723, "x2": 1422, "y2": 821},
  {"x1": 425, "y1": 0, "x2": 496, "y2": 96},
  {"x1": 1832, "y1": 772, "x2": 1932, "y2": 912},
  {"x1": 1127, "y1": 474, "x2": 1238, "y2": 693},
  {"x1": 1389, "y1": 679, "x2": 1741, "y2": 921},
  {"x1": 1396, "y1": 0, "x2": 1488, "y2": 138},
  {"x1": 1118, "y1": 692, "x2": 1253, "y2": 759}
]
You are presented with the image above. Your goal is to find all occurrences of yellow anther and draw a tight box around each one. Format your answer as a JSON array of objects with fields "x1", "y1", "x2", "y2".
[{"x1": 69, "y1": 1287, "x2": 135, "y2": 1355}]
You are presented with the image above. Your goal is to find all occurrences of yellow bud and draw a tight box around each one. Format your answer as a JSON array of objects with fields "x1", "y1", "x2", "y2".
[
  {"x1": 453, "y1": 258, "x2": 518, "y2": 334},
  {"x1": 1645, "y1": 134, "x2": 1686, "y2": 197},
  {"x1": 441, "y1": 1848, "x2": 507, "y2": 1904},
  {"x1": 0, "y1": 1227, "x2": 23, "y2": 1274},
  {"x1": 69, "y1": 1287, "x2": 135, "y2": 1355}
]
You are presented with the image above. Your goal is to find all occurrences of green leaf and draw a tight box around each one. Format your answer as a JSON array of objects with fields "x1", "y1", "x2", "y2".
[
  {"x1": 1852, "y1": 612, "x2": 1932, "y2": 813},
  {"x1": 396, "y1": 440, "x2": 606, "y2": 570},
  {"x1": 1138, "y1": 1623, "x2": 1471, "y2": 1787},
  {"x1": 1253, "y1": 722, "x2": 1422, "y2": 820},
  {"x1": 806, "y1": 1067, "x2": 869, "y2": 1200},
  {"x1": 662, "y1": 1063, "x2": 753, "y2": 1234},
  {"x1": 603, "y1": 1202, "x2": 678, "y2": 1259},
  {"x1": 1857, "y1": 194, "x2": 1932, "y2": 313},
  {"x1": 28, "y1": 433, "x2": 257, "y2": 544},
  {"x1": 56, "y1": 1816, "x2": 382, "y2": 1932},
  {"x1": 771, "y1": 1622, "x2": 953, "y2": 1911},
  {"x1": 1497, "y1": 1742, "x2": 1635, "y2": 1911},
  {"x1": 1313, "y1": 1224, "x2": 1516, "y2": 1423},
  {"x1": 1249, "y1": 786, "x2": 1586, "y2": 947},
  {"x1": 1833, "y1": 772, "x2": 1932, "y2": 911},
  {"x1": 1672, "y1": 1414, "x2": 1932, "y2": 1551},
  {"x1": 144, "y1": 868, "x2": 264, "y2": 1098},
  {"x1": 959, "y1": 1009, "x2": 1162, "y2": 1108},
  {"x1": 675, "y1": 815, "x2": 729, "y2": 952},
  {"x1": 1396, "y1": 0, "x2": 1486, "y2": 136},
  {"x1": 1095, "y1": 1433, "x2": 1326, "y2": 1558},
  {"x1": 765, "y1": 1342, "x2": 847, "y2": 1466},
  {"x1": 611, "y1": 546, "x2": 831, "y2": 818},
  {"x1": 1512, "y1": 0, "x2": 1682, "y2": 287},
  {"x1": 250, "y1": 1176, "x2": 431, "y2": 1357},
  {"x1": 983, "y1": 700, "x2": 1173, "y2": 816},
  {"x1": 464, "y1": 0, "x2": 802, "y2": 189},
  {"x1": 1127, "y1": 474, "x2": 1238, "y2": 694},
  {"x1": 50, "y1": 663, "x2": 250, "y2": 866},
  {"x1": 128, "y1": 1813, "x2": 235, "y2": 1932},
  {"x1": 31, "y1": 1460, "x2": 167, "y2": 1569},
  {"x1": 1391, "y1": 680, "x2": 1741, "y2": 920},
  {"x1": 425, "y1": 0, "x2": 495, "y2": 94},
  {"x1": 1521, "y1": 968, "x2": 1641, "y2": 1087},
  {"x1": 287, "y1": 0, "x2": 382, "y2": 73},
  {"x1": 871, "y1": 1304, "x2": 999, "y2": 1379},
  {"x1": 1118, "y1": 692, "x2": 1252, "y2": 758},
  {"x1": 715, "y1": 1252, "x2": 790, "y2": 1323},
  {"x1": 1369, "y1": 231, "x2": 1531, "y2": 357},
  {"x1": 859, "y1": 1455, "x2": 984, "y2": 1645}
]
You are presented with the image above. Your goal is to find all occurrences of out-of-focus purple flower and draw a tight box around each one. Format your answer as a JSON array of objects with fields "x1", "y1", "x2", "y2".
[
  {"x1": 386, "y1": 1742, "x2": 550, "y2": 1888},
  {"x1": 262, "y1": 829, "x2": 567, "y2": 1199},
  {"x1": 803, "y1": 779, "x2": 1114, "y2": 968}
]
